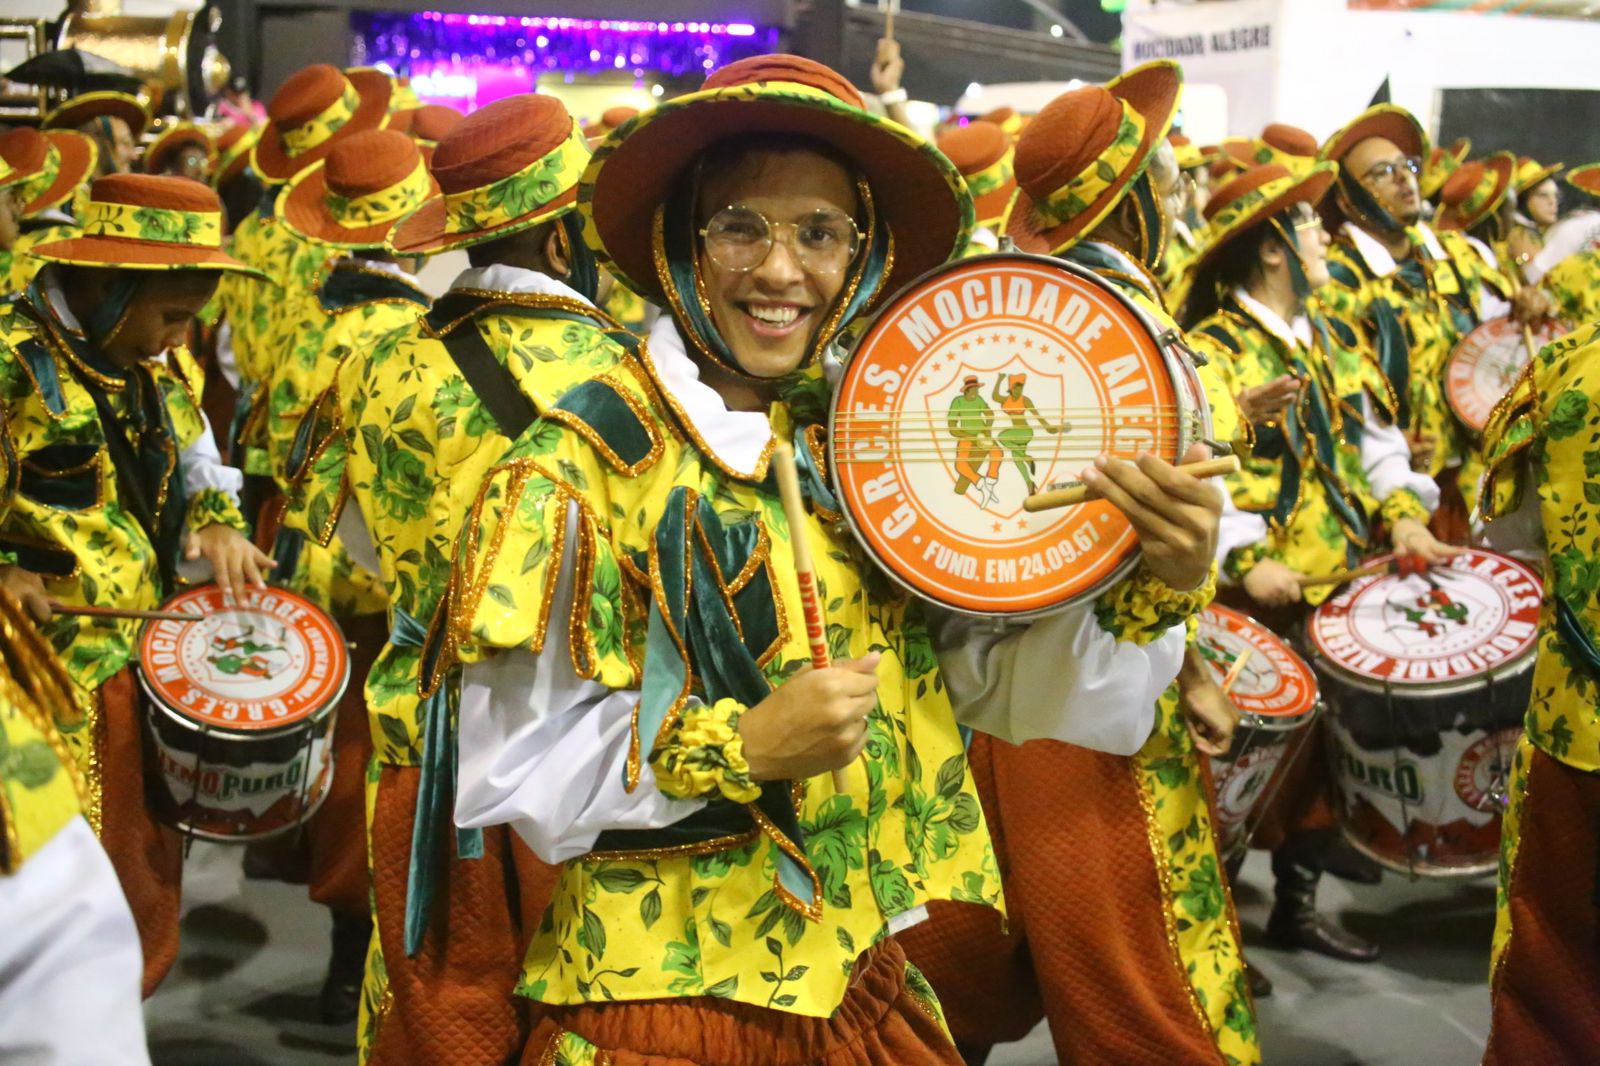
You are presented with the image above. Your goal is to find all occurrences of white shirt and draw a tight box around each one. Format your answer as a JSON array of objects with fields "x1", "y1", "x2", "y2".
[
  {"x1": 456, "y1": 318, "x2": 1186, "y2": 864},
  {"x1": 1527, "y1": 210, "x2": 1600, "y2": 285}
]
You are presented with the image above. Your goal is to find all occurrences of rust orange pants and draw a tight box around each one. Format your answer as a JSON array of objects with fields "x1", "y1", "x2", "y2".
[
  {"x1": 368, "y1": 763, "x2": 559, "y2": 1066},
  {"x1": 897, "y1": 733, "x2": 1231, "y2": 1064},
  {"x1": 520, "y1": 939, "x2": 961, "y2": 1066}
]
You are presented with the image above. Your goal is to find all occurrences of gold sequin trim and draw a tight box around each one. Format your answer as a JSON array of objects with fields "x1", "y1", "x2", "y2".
[
  {"x1": 539, "y1": 369, "x2": 665, "y2": 477},
  {"x1": 419, "y1": 289, "x2": 625, "y2": 341},
  {"x1": 749, "y1": 802, "x2": 824, "y2": 921},
  {"x1": 584, "y1": 827, "x2": 761, "y2": 864}
]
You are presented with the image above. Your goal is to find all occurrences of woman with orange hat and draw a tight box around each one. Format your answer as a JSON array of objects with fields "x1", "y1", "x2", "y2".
[
  {"x1": 0, "y1": 173, "x2": 274, "y2": 997},
  {"x1": 0, "y1": 128, "x2": 99, "y2": 297},
  {"x1": 43, "y1": 91, "x2": 149, "y2": 178},
  {"x1": 900, "y1": 61, "x2": 1258, "y2": 1066},
  {"x1": 438, "y1": 53, "x2": 1221, "y2": 1064},
  {"x1": 144, "y1": 123, "x2": 217, "y2": 183},
  {"x1": 279, "y1": 92, "x2": 630, "y2": 1064}
]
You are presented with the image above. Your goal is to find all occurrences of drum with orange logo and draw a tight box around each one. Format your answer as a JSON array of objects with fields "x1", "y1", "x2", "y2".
[
  {"x1": 1444, "y1": 316, "x2": 1567, "y2": 435},
  {"x1": 1196, "y1": 605, "x2": 1321, "y2": 859},
  {"x1": 1306, "y1": 549, "x2": 1540, "y2": 877},
  {"x1": 830, "y1": 253, "x2": 1212, "y2": 616},
  {"x1": 137, "y1": 583, "x2": 349, "y2": 842}
]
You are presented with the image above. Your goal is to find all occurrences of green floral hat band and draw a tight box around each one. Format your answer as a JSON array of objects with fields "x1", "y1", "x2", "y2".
[
  {"x1": 1034, "y1": 101, "x2": 1146, "y2": 226},
  {"x1": 441, "y1": 121, "x2": 588, "y2": 236}
]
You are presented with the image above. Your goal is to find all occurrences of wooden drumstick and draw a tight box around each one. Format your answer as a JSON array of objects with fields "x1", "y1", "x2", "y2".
[
  {"x1": 52, "y1": 602, "x2": 203, "y2": 623},
  {"x1": 771, "y1": 441, "x2": 854, "y2": 795},
  {"x1": 1220, "y1": 647, "x2": 1253, "y2": 694},
  {"x1": 1295, "y1": 561, "x2": 1389, "y2": 589},
  {"x1": 1023, "y1": 455, "x2": 1241, "y2": 513}
]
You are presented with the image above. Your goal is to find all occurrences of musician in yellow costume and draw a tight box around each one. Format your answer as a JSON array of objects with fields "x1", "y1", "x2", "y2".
[
  {"x1": 1479, "y1": 323, "x2": 1600, "y2": 1064},
  {"x1": 0, "y1": 590, "x2": 150, "y2": 1063},
  {"x1": 1316, "y1": 106, "x2": 1529, "y2": 534},
  {"x1": 1537, "y1": 166, "x2": 1600, "y2": 325},
  {"x1": 1181, "y1": 161, "x2": 1454, "y2": 973},
  {"x1": 253, "y1": 126, "x2": 438, "y2": 1024},
  {"x1": 438, "y1": 53, "x2": 1221, "y2": 1064},
  {"x1": 0, "y1": 127, "x2": 97, "y2": 298},
  {"x1": 281, "y1": 93, "x2": 631, "y2": 1064},
  {"x1": 0, "y1": 174, "x2": 272, "y2": 996}
]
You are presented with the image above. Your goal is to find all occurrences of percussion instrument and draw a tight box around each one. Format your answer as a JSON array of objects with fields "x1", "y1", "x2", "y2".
[
  {"x1": 1306, "y1": 549, "x2": 1541, "y2": 877},
  {"x1": 1445, "y1": 316, "x2": 1567, "y2": 435},
  {"x1": 138, "y1": 583, "x2": 349, "y2": 842},
  {"x1": 1196, "y1": 605, "x2": 1321, "y2": 858},
  {"x1": 830, "y1": 252, "x2": 1211, "y2": 617}
]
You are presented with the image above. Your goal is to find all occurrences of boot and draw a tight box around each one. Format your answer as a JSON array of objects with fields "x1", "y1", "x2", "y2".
[
  {"x1": 319, "y1": 910, "x2": 371, "y2": 1025},
  {"x1": 1266, "y1": 848, "x2": 1379, "y2": 963}
]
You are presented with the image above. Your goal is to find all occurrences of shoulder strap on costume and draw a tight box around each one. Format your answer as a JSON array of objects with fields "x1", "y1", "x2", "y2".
[
  {"x1": 318, "y1": 265, "x2": 431, "y2": 314},
  {"x1": 1196, "y1": 321, "x2": 1243, "y2": 355},
  {"x1": 429, "y1": 297, "x2": 541, "y2": 439}
]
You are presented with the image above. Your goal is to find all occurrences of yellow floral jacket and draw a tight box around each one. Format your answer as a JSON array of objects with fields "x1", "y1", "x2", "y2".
[
  {"x1": 264, "y1": 261, "x2": 429, "y2": 617},
  {"x1": 3, "y1": 221, "x2": 78, "y2": 298},
  {"x1": 0, "y1": 295, "x2": 247, "y2": 698},
  {"x1": 1190, "y1": 295, "x2": 1429, "y2": 603},
  {"x1": 1540, "y1": 247, "x2": 1600, "y2": 328},
  {"x1": 1481, "y1": 321, "x2": 1600, "y2": 773},
  {"x1": 0, "y1": 589, "x2": 86, "y2": 873}
]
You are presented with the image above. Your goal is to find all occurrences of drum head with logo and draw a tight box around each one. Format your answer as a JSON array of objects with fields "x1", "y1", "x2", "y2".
[
  {"x1": 1307, "y1": 549, "x2": 1542, "y2": 696},
  {"x1": 1197, "y1": 604, "x2": 1318, "y2": 725},
  {"x1": 138, "y1": 584, "x2": 349, "y2": 734},
  {"x1": 830, "y1": 253, "x2": 1207, "y2": 616},
  {"x1": 1446, "y1": 316, "x2": 1568, "y2": 434}
]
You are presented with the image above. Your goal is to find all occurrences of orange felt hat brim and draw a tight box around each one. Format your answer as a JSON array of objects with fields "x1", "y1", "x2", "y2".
[
  {"x1": 1437, "y1": 153, "x2": 1515, "y2": 233},
  {"x1": 27, "y1": 234, "x2": 267, "y2": 278},
  {"x1": 1003, "y1": 61, "x2": 1182, "y2": 257},
  {"x1": 23, "y1": 131, "x2": 98, "y2": 216},
  {"x1": 1319, "y1": 105, "x2": 1425, "y2": 166},
  {"x1": 44, "y1": 93, "x2": 149, "y2": 140},
  {"x1": 281, "y1": 160, "x2": 439, "y2": 249},
  {"x1": 252, "y1": 69, "x2": 393, "y2": 184},
  {"x1": 387, "y1": 185, "x2": 580, "y2": 257},
  {"x1": 1187, "y1": 164, "x2": 1337, "y2": 298}
]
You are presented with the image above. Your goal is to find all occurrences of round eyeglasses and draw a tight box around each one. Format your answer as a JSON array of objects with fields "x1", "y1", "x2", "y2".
[{"x1": 698, "y1": 205, "x2": 862, "y2": 275}]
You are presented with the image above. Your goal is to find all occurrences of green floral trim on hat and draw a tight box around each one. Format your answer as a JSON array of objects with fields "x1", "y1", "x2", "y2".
[
  {"x1": 966, "y1": 147, "x2": 1015, "y2": 198},
  {"x1": 81, "y1": 200, "x2": 223, "y2": 247},
  {"x1": 281, "y1": 80, "x2": 361, "y2": 157},
  {"x1": 326, "y1": 156, "x2": 433, "y2": 230},
  {"x1": 442, "y1": 122, "x2": 588, "y2": 237},
  {"x1": 1035, "y1": 101, "x2": 1146, "y2": 226},
  {"x1": 1456, "y1": 168, "x2": 1505, "y2": 226},
  {"x1": 14, "y1": 143, "x2": 63, "y2": 213}
]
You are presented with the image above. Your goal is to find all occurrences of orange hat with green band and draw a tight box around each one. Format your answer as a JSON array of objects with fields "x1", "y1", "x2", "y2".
[
  {"x1": 1566, "y1": 163, "x2": 1600, "y2": 197},
  {"x1": 1193, "y1": 162, "x2": 1336, "y2": 275},
  {"x1": 1228, "y1": 123, "x2": 1319, "y2": 175},
  {"x1": 27, "y1": 173, "x2": 267, "y2": 278},
  {"x1": 1169, "y1": 133, "x2": 1221, "y2": 174},
  {"x1": 938, "y1": 120, "x2": 1016, "y2": 229},
  {"x1": 1004, "y1": 59, "x2": 1183, "y2": 256},
  {"x1": 43, "y1": 91, "x2": 150, "y2": 140},
  {"x1": 1421, "y1": 138, "x2": 1471, "y2": 200},
  {"x1": 389, "y1": 93, "x2": 589, "y2": 256},
  {"x1": 1319, "y1": 104, "x2": 1425, "y2": 167},
  {"x1": 390, "y1": 103, "x2": 464, "y2": 165},
  {"x1": 282, "y1": 129, "x2": 438, "y2": 249},
  {"x1": 1436, "y1": 152, "x2": 1515, "y2": 233},
  {"x1": 144, "y1": 123, "x2": 217, "y2": 176},
  {"x1": 213, "y1": 124, "x2": 261, "y2": 188},
  {"x1": 0, "y1": 128, "x2": 98, "y2": 218},
  {"x1": 253, "y1": 64, "x2": 392, "y2": 184},
  {"x1": 1513, "y1": 155, "x2": 1561, "y2": 194}
]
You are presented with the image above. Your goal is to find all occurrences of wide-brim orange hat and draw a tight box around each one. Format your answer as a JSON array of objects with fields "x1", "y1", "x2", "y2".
[
  {"x1": 43, "y1": 91, "x2": 150, "y2": 140},
  {"x1": 1514, "y1": 155, "x2": 1561, "y2": 194},
  {"x1": 1003, "y1": 60, "x2": 1182, "y2": 256},
  {"x1": 144, "y1": 123, "x2": 217, "y2": 175},
  {"x1": 28, "y1": 173, "x2": 267, "y2": 277},
  {"x1": 1566, "y1": 163, "x2": 1600, "y2": 197},
  {"x1": 1169, "y1": 133, "x2": 1221, "y2": 173},
  {"x1": 282, "y1": 128, "x2": 438, "y2": 249},
  {"x1": 0, "y1": 128, "x2": 98, "y2": 217},
  {"x1": 938, "y1": 120, "x2": 1015, "y2": 228},
  {"x1": 393, "y1": 103, "x2": 463, "y2": 165},
  {"x1": 213, "y1": 124, "x2": 261, "y2": 188},
  {"x1": 580, "y1": 53, "x2": 972, "y2": 308},
  {"x1": 1319, "y1": 104, "x2": 1425, "y2": 167},
  {"x1": 253, "y1": 65, "x2": 392, "y2": 183},
  {"x1": 1436, "y1": 151, "x2": 1515, "y2": 232},
  {"x1": 1233, "y1": 123, "x2": 1319, "y2": 175},
  {"x1": 1189, "y1": 162, "x2": 1337, "y2": 290},
  {"x1": 390, "y1": 93, "x2": 588, "y2": 256},
  {"x1": 1421, "y1": 137, "x2": 1471, "y2": 200}
]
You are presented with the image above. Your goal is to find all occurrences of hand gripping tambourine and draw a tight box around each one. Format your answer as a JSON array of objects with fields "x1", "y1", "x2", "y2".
[{"x1": 829, "y1": 253, "x2": 1214, "y2": 618}]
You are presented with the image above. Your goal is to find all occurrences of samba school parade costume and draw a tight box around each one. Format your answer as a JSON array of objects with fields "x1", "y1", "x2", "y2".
[
  {"x1": 0, "y1": 127, "x2": 97, "y2": 299},
  {"x1": 1478, "y1": 325, "x2": 1600, "y2": 1065},
  {"x1": 282, "y1": 93, "x2": 631, "y2": 1064},
  {"x1": 0, "y1": 174, "x2": 267, "y2": 994},
  {"x1": 429, "y1": 54, "x2": 1214, "y2": 1064}
]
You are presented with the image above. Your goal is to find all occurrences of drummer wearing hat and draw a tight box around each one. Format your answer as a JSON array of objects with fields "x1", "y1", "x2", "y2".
[
  {"x1": 144, "y1": 123, "x2": 217, "y2": 183},
  {"x1": 0, "y1": 173, "x2": 272, "y2": 996},
  {"x1": 1182, "y1": 161, "x2": 1456, "y2": 969},
  {"x1": 901, "y1": 60, "x2": 1256, "y2": 1066},
  {"x1": 936, "y1": 119, "x2": 1016, "y2": 254},
  {"x1": 438, "y1": 53, "x2": 1219, "y2": 1063},
  {"x1": 43, "y1": 90, "x2": 149, "y2": 178},
  {"x1": 280, "y1": 92, "x2": 628, "y2": 1063},
  {"x1": 0, "y1": 128, "x2": 99, "y2": 297}
]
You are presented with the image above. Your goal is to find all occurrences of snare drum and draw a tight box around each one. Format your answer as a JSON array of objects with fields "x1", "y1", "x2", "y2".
[
  {"x1": 1196, "y1": 605, "x2": 1321, "y2": 858},
  {"x1": 830, "y1": 253, "x2": 1210, "y2": 617},
  {"x1": 138, "y1": 583, "x2": 349, "y2": 842},
  {"x1": 1445, "y1": 316, "x2": 1568, "y2": 435},
  {"x1": 1306, "y1": 549, "x2": 1541, "y2": 877}
]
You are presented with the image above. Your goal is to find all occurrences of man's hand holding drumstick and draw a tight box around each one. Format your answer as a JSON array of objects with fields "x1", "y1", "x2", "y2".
[{"x1": 1076, "y1": 442, "x2": 1225, "y2": 592}]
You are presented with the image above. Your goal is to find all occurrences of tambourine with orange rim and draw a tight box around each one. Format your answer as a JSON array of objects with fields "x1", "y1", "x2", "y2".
[{"x1": 830, "y1": 252, "x2": 1213, "y2": 617}]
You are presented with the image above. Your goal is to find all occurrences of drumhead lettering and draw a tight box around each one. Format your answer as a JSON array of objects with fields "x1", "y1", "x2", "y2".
[
  {"x1": 1196, "y1": 605, "x2": 1319, "y2": 720},
  {"x1": 834, "y1": 255, "x2": 1199, "y2": 615}
]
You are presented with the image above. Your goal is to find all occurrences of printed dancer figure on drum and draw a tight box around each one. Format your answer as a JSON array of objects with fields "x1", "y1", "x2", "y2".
[
  {"x1": 947, "y1": 375, "x2": 1003, "y2": 504},
  {"x1": 432, "y1": 54, "x2": 1223, "y2": 1066},
  {"x1": 1478, "y1": 319, "x2": 1600, "y2": 1065},
  {"x1": 1182, "y1": 159, "x2": 1456, "y2": 973},
  {"x1": 0, "y1": 173, "x2": 273, "y2": 997},
  {"x1": 892, "y1": 61, "x2": 1263, "y2": 1065}
]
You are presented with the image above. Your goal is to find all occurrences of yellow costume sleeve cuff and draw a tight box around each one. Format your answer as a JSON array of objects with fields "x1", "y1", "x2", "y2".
[
  {"x1": 649, "y1": 697, "x2": 762, "y2": 804},
  {"x1": 1093, "y1": 562, "x2": 1218, "y2": 646},
  {"x1": 1380, "y1": 487, "x2": 1431, "y2": 529},
  {"x1": 186, "y1": 488, "x2": 250, "y2": 536},
  {"x1": 1223, "y1": 543, "x2": 1268, "y2": 584}
]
